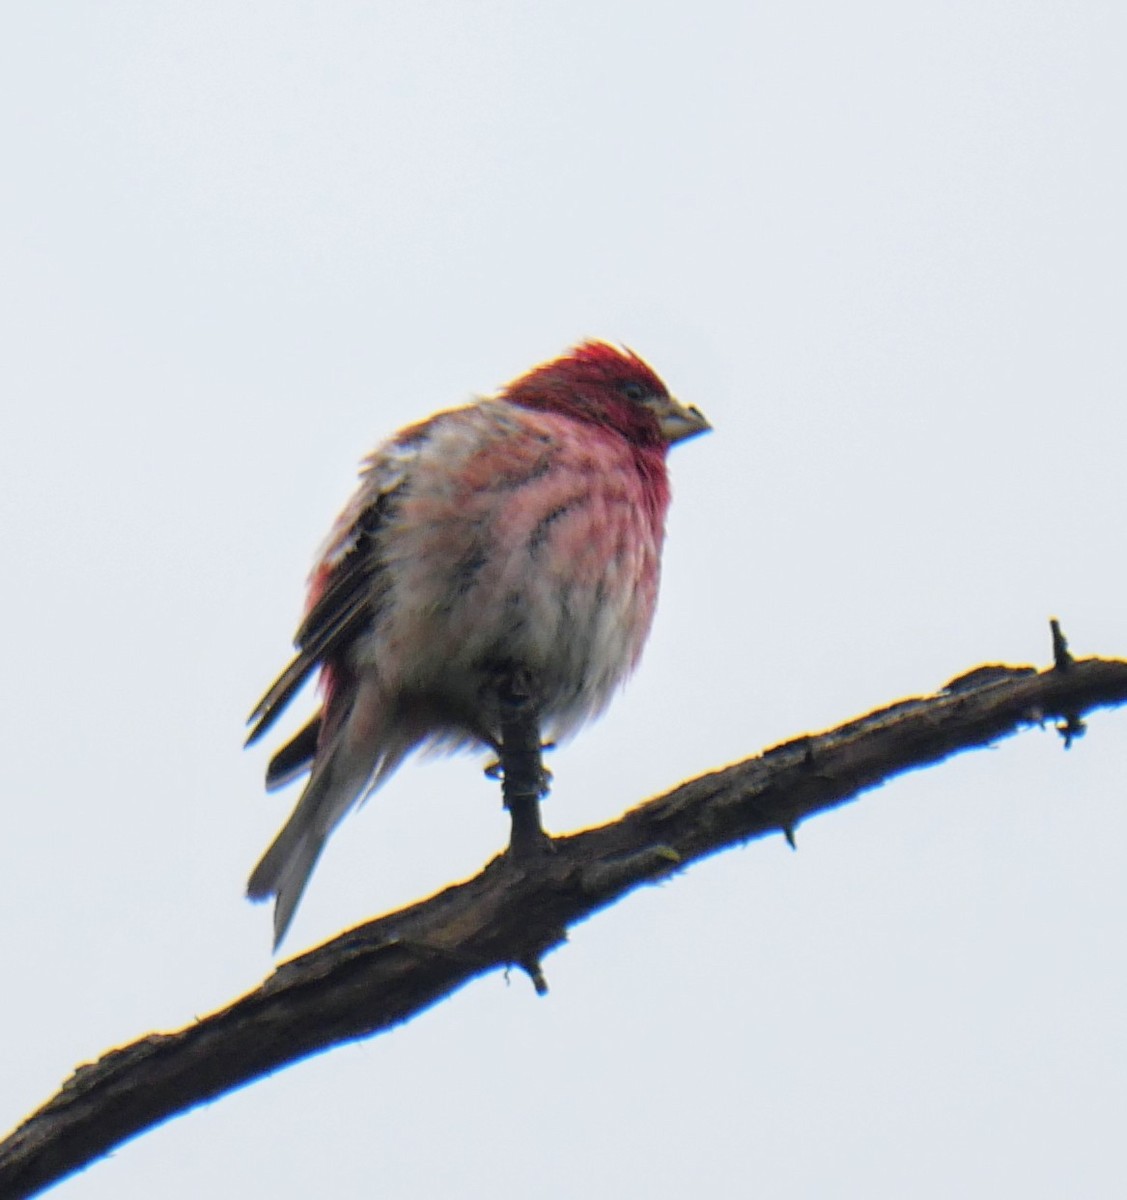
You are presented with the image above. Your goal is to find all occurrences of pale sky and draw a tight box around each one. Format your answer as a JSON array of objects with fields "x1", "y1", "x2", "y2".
[{"x1": 2, "y1": 3, "x2": 1126, "y2": 1197}]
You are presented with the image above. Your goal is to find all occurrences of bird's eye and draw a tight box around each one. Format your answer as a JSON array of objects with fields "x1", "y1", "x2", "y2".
[{"x1": 620, "y1": 381, "x2": 647, "y2": 402}]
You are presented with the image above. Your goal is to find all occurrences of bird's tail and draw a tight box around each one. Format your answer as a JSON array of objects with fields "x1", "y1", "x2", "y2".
[
  {"x1": 247, "y1": 813, "x2": 329, "y2": 951},
  {"x1": 248, "y1": 681, "x2": 415, "y2": 949}
]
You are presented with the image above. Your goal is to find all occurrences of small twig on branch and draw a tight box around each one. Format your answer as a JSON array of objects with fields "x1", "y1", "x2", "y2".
[
  {"x1": 1050, "y1": 617, "x2": 1086, "y2": 746},
  {"x1": 3, "y1": 641, "x2": 1127, "y2": 1199},
  {"x1": 1050, "y1": 617, "x2": 1074, "y2": 669}
]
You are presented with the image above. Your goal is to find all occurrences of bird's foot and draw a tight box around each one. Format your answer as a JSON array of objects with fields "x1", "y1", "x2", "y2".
[
  {"x1": 506, "y1": 802, "x2": 555, "y2": 861},
  {"x1": 492, "y1": 667, "x2": 555, "y2": 859},
  {"x1": 484, "y1": 754, "x2": 553, "y2": 789}
]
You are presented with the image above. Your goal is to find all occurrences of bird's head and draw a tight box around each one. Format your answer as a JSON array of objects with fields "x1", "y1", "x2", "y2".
[{"x1": 502, "y1": 341, "x2": 711, "y2": 450}]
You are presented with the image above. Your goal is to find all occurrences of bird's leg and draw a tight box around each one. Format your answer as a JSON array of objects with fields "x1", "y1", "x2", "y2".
[{"x1": 496, "y1": 671, "x2": 552, "y2": 859}]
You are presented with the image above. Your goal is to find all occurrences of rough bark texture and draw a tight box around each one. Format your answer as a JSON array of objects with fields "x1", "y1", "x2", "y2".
[{"x1": 2, "y1": 648, "x2": 1125, "y2": 1199}]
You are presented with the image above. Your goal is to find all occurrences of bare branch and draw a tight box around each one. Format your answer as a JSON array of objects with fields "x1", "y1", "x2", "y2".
[{"x1": 3, "y1": 649, "x2": 1126, "y2": 1199}]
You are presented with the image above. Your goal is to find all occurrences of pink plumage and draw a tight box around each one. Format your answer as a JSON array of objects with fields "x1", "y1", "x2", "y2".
[{"x1": 246, "y1": 341, "x2": 710, "y2": 946}]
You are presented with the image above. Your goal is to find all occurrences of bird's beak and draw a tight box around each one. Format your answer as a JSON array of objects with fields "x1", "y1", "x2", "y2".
[{"x1": 651, "y1": 395, "x2": 712, "y2": 445}]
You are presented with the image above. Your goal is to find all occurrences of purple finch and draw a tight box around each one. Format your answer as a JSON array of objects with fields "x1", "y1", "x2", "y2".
[{"x1": 247, "y1": 341, "x2": 709, "y2": 946}]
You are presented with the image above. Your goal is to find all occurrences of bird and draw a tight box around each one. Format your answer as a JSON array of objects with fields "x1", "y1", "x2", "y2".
[{"x1": 246, "y1": 340, "x2": 710, "y2": 947}]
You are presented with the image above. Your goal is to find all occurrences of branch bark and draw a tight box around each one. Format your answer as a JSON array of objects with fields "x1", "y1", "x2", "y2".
[{"x1": 3, "y1": 648, "x2": 1126, "y2": 1199}]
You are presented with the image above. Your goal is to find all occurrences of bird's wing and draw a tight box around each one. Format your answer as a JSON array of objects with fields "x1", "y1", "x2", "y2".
[{"x1": 244, "y1": 440, "x2": 419, "y2": 750}]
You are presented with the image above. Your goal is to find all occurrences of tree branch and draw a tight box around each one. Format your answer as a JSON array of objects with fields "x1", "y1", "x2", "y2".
[{"x1": 3, "y1": 647, "x2": 1127, "y2": 1199}]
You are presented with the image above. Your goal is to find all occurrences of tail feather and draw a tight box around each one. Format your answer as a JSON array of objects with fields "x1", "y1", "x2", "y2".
[
  {"x1": 265, "y1": 714, "x2": 322, "y2": 791},
  {"x1": 248, "y1": 823, "x2": 328, "y2": 950},
  {"x1": 248, "y1": 676, "x2": 429, "y2": 948},
  {"x1": 248, "y1": 726, "x2": 383, "y2": 949}
]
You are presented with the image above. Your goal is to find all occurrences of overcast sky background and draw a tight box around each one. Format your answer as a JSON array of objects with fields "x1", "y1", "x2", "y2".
[{"x1": 3, "y1": 3, "x2": 1126, "y2": 1197}]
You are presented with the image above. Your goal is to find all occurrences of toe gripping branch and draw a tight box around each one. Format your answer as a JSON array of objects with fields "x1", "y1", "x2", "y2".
[{"x1": 496, "y1": 672, "x2": 553, "y2": 858}]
